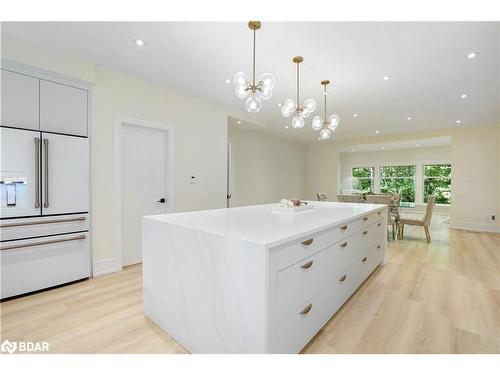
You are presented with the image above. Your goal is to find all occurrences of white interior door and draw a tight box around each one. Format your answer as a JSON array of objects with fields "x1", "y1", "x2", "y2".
[{"x1": 121, "y1": 123, "x2": 168, "y2": 266}]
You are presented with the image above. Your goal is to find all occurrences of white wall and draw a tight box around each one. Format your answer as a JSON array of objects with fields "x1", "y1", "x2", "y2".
[
  {"x1": 2, "y1": 35, "x2": 230, "y2": 272},
  {"x1": 229, "y1": 128, "x2": 307, "y2": 207}
]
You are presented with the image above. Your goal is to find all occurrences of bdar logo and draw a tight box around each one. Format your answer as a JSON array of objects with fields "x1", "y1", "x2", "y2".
[{"x1": 1, "y1": 340, "x2": 17, "y2": 354}]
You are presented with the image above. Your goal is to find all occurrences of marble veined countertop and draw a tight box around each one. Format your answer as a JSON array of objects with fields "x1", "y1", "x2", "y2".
[{"x1": 144, "y1": 201, "x2": 386, "y2": 247}]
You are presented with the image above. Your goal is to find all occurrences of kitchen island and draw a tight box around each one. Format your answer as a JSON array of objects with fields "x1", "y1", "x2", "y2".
[{"x1": 142, "y1": 201, "x2": 387, "y2": 353}]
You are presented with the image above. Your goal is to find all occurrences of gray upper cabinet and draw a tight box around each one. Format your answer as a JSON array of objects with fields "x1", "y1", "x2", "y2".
[
  {"x1": 40, "y1": 80, "x2": 88, "y2": 137},
  {"x1": 1, "y1": 69, "x2": 40, "y2": 130}
]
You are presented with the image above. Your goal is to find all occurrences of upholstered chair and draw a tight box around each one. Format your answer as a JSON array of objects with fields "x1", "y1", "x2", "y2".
[{"x1": 398, "y1": 195, "x2": 436, "y2": 243}]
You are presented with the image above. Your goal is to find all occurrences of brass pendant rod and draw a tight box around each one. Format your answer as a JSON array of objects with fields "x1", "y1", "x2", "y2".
[
  {"x1": 324, "y1": 83, "x2": 327, "y2": 122},
  {"x1": 252, "y1": 29, "x2": 256, "y2": 87},
  {"x1": 296, "y1": 62, "x2": 300, "y2": 106}
]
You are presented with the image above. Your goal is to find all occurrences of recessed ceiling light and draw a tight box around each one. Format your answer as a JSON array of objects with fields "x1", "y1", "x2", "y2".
[
  {"x1": 407, "y1": 117, "x2": 412, "y2": 120},
  {"x1": 351, "y1": 149, "x2": 355, "y2": 152},
  {"x1": 278, "y1": 103, "x2": 282, "y2": 107},
  {"x1": 318, "y1": 138, "x2": 322, "y2": 140},
  {"x1": 456, "y1": 120, "x2": 461, "y2": 124},
  {"x1": 225, "y1": 79, "x2": 231, "y2": 84},
  {"x1": 375, "y1": 130, "x2": 380, "y2": 134},
  {"x1": 460, "y1": 94, "x2": 468, "y2": 99},
  {"x1": 353, "y1": 114, "x2": 358, "y2": 118},
  {"x1": 416, "y1": 144, "x2": 420, "y2": 147},
  {"x1": 285, "y1": 126, "x2": 289, "y2": 129},
  {"x1": 467, "y1": 52, "x2": 478, "y2": 59},
  {"x1": 237, "y1": 120, "x2": 242, "y2": 124},
  {"x1": 135, "y1": 39, "x2": 145, "y2": 47},
  {"x1": 381, "y1": 146, "x2": 385, "y2": 150},
  {"x1": 383, "y1": 76, "x2": 391, "y2": 81}
]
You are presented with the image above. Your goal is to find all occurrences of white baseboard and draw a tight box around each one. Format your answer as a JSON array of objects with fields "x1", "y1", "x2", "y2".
[
  {"x1": 93, "y1": 258, "x2": 122, "y2": 277},
  {"x1": 448, "y1": 221, "x2": 500, "y2": 234}
]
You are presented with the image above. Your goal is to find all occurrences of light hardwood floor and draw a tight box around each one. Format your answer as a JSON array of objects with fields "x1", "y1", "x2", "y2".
[{"x1": 1, "y1": 218, "x2": 499, "y2": 354}]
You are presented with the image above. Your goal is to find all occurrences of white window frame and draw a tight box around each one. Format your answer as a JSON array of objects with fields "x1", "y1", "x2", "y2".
[
  {"x1": 348, "y1": 159, "x2": 451, "y2": 206},
  {"x1": 351, "y1": 166, "x2": 375, "y2": 193},
  {"x1": 422, "y1": 162, "x2": 452, "y2": 204}
]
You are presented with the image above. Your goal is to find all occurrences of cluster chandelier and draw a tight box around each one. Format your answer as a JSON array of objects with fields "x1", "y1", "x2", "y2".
[
  {"x1": 311, "y1": 80, "x2": 340, "y2": 140},
  {"x1": 233, "y1": 21, "x2": 275, "y2": 113},
  {"x1": 281, "y1": 56, "x2": 317, "y2": 128}
]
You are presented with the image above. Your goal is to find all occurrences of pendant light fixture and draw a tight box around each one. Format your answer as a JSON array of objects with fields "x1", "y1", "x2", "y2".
[
  {"x1": 233, "y1": 21, "x2": 275, "y2": 113},
  {"x1": 312, "y1": 80, "x2": 340, "y2": 140},
  {"x1": 281, "y1": 56, "x2": 317, "y2": 128}
]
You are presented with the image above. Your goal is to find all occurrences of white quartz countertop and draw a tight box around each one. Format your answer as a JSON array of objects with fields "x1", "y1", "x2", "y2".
[{"x1": 144, "y1": 201, "x2": 386, "y2": 247}]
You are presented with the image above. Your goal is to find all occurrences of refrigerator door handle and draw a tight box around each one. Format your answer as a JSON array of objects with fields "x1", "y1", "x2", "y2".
[
  {"x1": 0, "y1": 216, "x2": 86, "y2": 228},
  {"x1": 43, "y1": 138, "x2": 49, "y2": 208},
  {"x1": 0, "y1": 234, "x2": 86, "y2": 251},
  {"x1": 34, "y1": 137, "x2": 40, "y2": 209}
]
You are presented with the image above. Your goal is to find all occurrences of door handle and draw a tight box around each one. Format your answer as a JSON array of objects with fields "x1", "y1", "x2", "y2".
[
  {"x1": 157, "y1": 198, "x2": 166, "y2": 203},
  {"x1": 34, "y1": 137, "x2": 40, "y2": 209},
  {"x1": 43, "y1": 138, "x2": 49, "y2": 208},
  {"x1": 0, "y1": 234, "x2": 86, "y2": 251}
]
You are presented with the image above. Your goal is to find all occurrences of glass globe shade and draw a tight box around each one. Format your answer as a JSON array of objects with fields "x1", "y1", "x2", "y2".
[
  {"x1": 233, "y1": 72, "x2": 248, "y2": 87},
  {"x1": 257, "y1": 88, "x2": 273, "y2": 100},
  {"x1": 281, "y1": 105, "x2": 292, "y2": 118},
  {"x1": 235, "y1": 85, "x2": 249, "y2": 99},
  {"x1": 245, "y1": 96, "x2": 262, "y2": 113},
  {"x1": 301, "y1": 107, "x2": 311, "y2": 118},
  {"x1": 311, "y1": 115, "x2": 323, "y2": 131},
  {"x1": 259, "y1": 73, "x2": 276, "y2": 90},
  {"x1": 328, "y1": 114, "x2": 340, "y2": 130},
  {"x1": 320, "y1": 128, "x2": 332, "y2": 140},
  {"x1": 283, "y1": 98, "x2": 297, "y2": 112},
  {"x1": 303, "y1": 98, "x2": 317, "y2": 113},
  {"x1": 291, "y1": 115, "x2": 305, "y2": 129}
]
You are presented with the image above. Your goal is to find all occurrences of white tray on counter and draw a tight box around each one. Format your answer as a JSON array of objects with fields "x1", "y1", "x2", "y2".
[{"x1": 272, "y1": 204, "x2": 315, "y2": 213}]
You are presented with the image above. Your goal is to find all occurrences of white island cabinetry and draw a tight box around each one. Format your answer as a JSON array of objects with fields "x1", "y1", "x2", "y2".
[{"x1": 143, "y1": 201, "x2": 387, "y2": 353}]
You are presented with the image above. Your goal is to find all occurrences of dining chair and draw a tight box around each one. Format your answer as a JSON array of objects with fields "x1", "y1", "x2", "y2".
[
  {"x1": 398, "y1": 195, "x2": 436, "y2": 243},
  {"x1": 337, "y1": 194, "x2": 365, "y2": 203},
  {"x1": 317, "y1": 192, "x2": 327, "y2": 201},
  {"x1": 365, "y1": 194, "x2": 397, "y2": 240}
]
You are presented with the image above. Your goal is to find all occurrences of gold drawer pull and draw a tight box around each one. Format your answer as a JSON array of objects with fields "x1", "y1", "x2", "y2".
[
  {"x1": 301, "y1": 238, "x2": 314, "y2": 246},
  {"x1": 301, "y1": 260, "x2": 313, "y2": 269},
  {"x1": 378, "y1": 211, "x2": 382, "y2": 215},
  {"x1": 377, "y1": 244, "x2": 381, "y2": 249},
  {"x1": 362, "y1": 256, "x2": 368, "y2": 263},
  {"x1": 377, "y1": 222, "x2": 382, "y2": 227},
  {"x1": 362, "y1": 230, "x2": 368, "y2": 235},
  {"x1": 300, "y1": 304, "x2": 312, "y2": 315},
  {"x1": 339, "y1": 274, "x2": 347, "y2": 282},
  {"x1": 363, "y1": 217, "x2": 368, "y2": 221},
  {"x1": 340, "y1": 242, "x2": 348, "y2": 248},
  {"x1": 340, "y1": 225, "x2": 348, "y2": 230}
]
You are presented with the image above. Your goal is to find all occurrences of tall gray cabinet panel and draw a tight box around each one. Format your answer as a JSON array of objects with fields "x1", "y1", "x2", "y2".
[
  {"x1": 40, "y1": 80, "x2": 88, "y2": 136},
  {"x1": 1, "y1": 69, "x2": 39, "y2": 130}
]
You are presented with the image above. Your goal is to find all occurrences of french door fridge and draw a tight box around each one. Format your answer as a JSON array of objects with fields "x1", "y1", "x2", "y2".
[{"x1": 0, "y1": 127, "x2": 90, "y2": 299}]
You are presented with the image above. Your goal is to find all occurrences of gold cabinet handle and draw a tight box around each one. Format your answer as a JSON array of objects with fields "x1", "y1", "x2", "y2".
[
  {"x1": 339, "y1": 274, "x2": 347, "y2": 282},
  {"x1": 300, "y1": 304, "x2": 312, "y2": 315},
  {"x1": 340, "y1": 225, "x2": 348, "y2": 230},
  {"x1": 377, "y1": 244, "x2": 381, "y2": 249},
  {"x1": 377, "y1": 222, "x2": 382, "y2": 227},
  {"x1": 363, "y1": 216, "x2": 368, "y2": 221},
  {"x1": 340, "y1": 242, "x2": 348, "y2": 248},
  {"x1": 301, "y1": 260, "x2": 313, "y2": 269},
  {"x1": 362, "y1": 230, "x2": 368, "y2": 235},
  {"x1": 362, "y1": 256, "x2": 368, "y2": 263},
  {"x1": 378, "y1": 211, "x2": 382, "y2": 215},
  {"x1": 301, "y1": 238, "x2": 314, "y2": 246}
]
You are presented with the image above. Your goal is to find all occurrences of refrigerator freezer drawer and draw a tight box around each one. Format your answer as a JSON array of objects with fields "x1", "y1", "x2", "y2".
[
  {"x1": 1, "y1": 232, "x2": 90, "y2": 299},
  {"x1": 0, "y1": 214, "x2": 89, "y2": 241}
]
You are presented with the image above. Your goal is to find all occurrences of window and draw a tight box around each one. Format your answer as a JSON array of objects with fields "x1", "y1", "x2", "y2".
[
  {"x1": 352, "y1": 167, "x2": 374, "y2": 194},
  {"x1": 380, "y1": 165, "x2": 416, "y2": 203},
  {"x1": 423, "y1": 164, "x2": 451, "y2": 204}
]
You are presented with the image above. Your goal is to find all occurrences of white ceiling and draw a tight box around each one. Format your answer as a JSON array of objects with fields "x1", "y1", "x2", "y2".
[{"x1": 3, "y1": 22, "x2": 499, "y2": 143}]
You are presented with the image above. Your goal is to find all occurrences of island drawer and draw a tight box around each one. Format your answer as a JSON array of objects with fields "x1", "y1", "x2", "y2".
[
  {"x1": 277, "y1": 247, "x2": 329, "y2": 322},
  {"x1": 271, "y1": 213, "x2": 382, "y2": 272},
  {"x1": 276, "y1": 283, "x2": 332, "y2": 353},
  {"x1": 353, "y1": 242, "x2": 385, "y2": 285}
]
